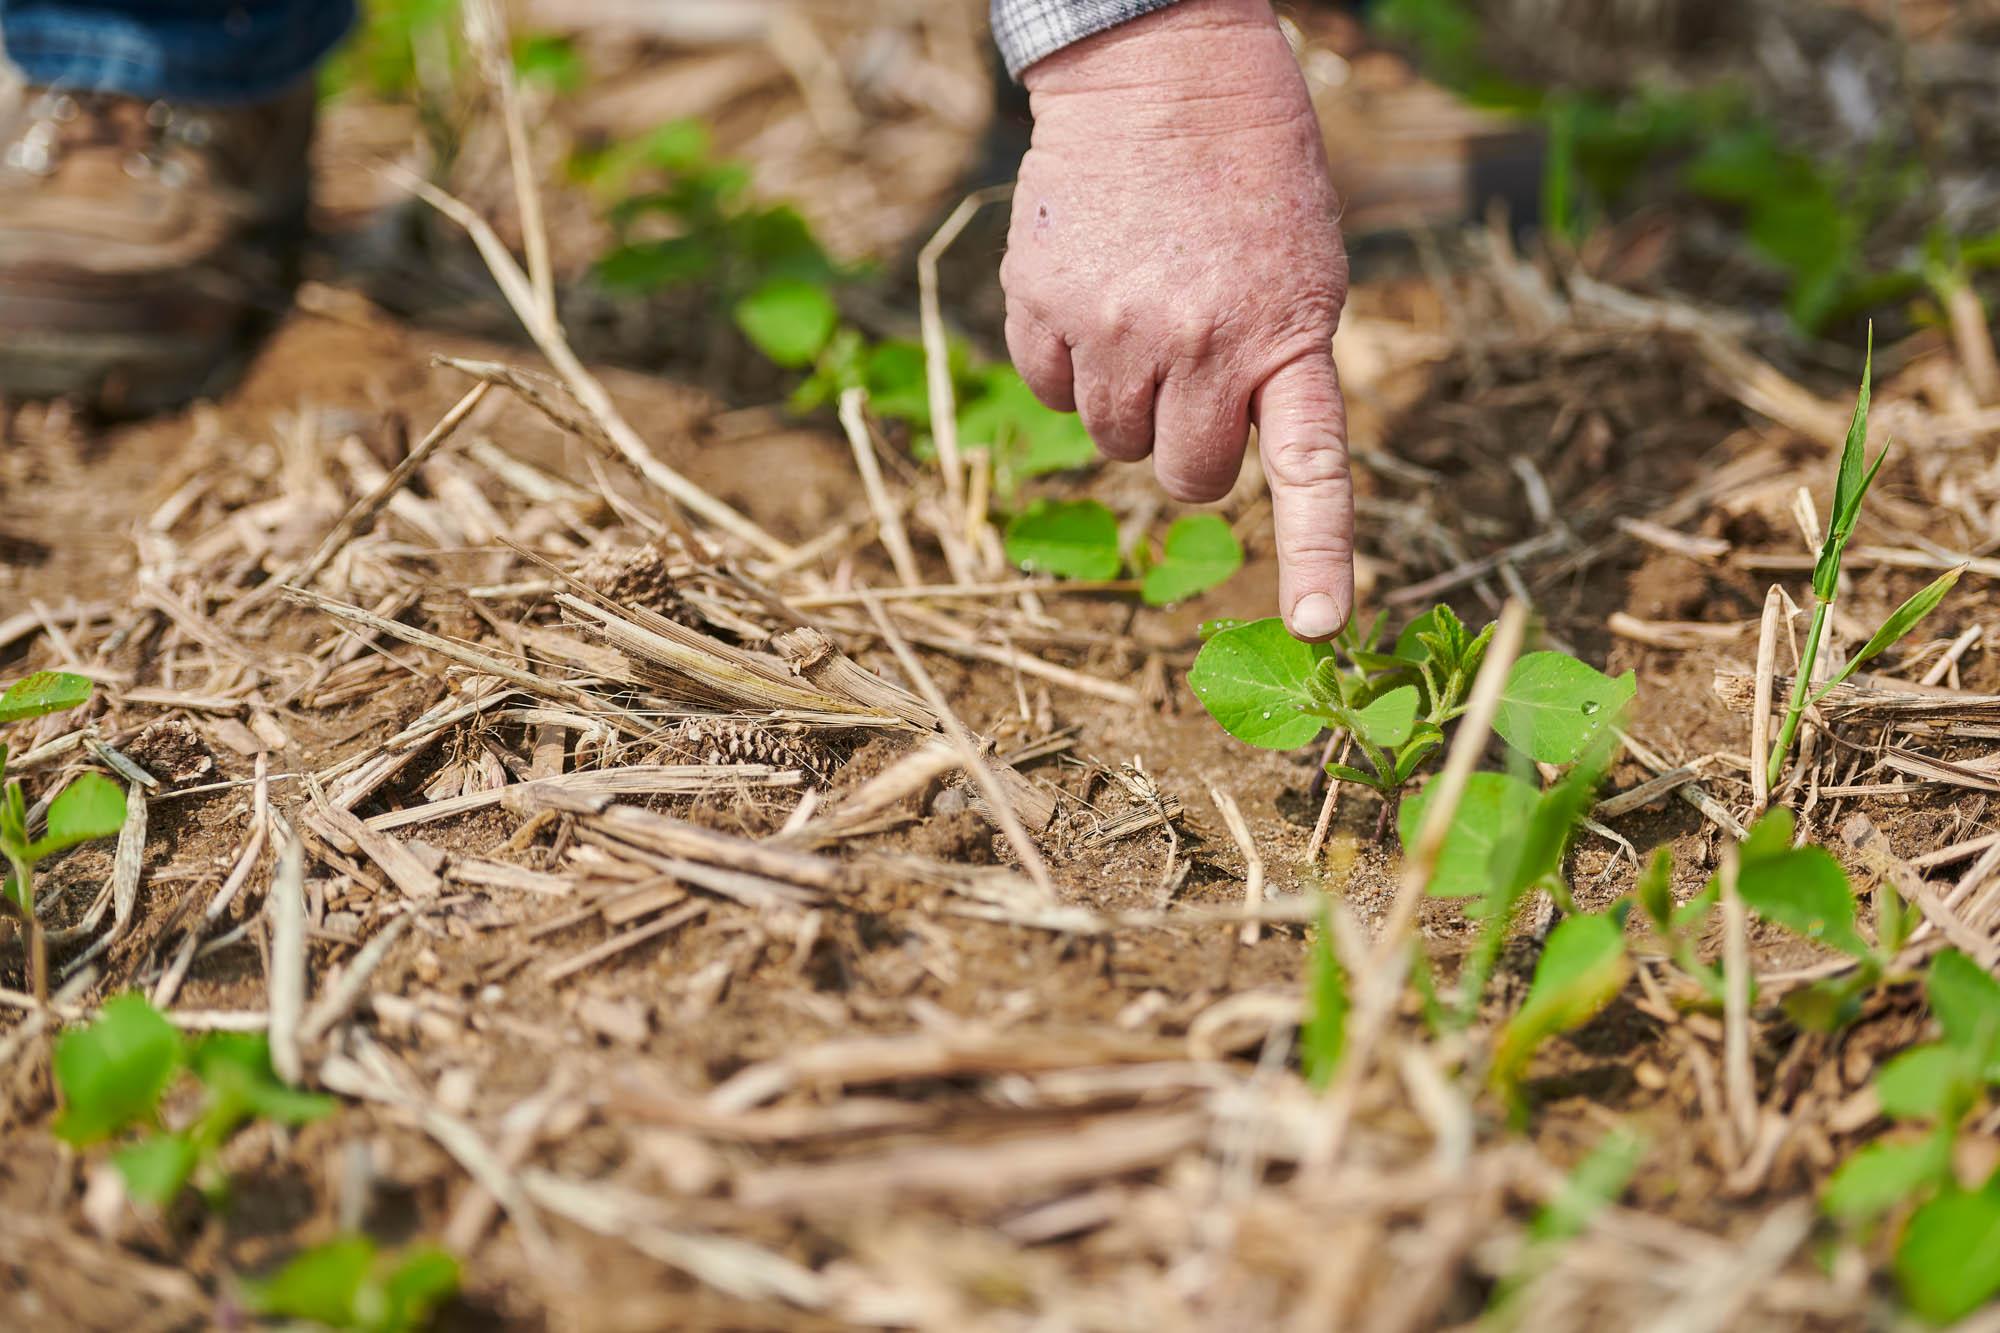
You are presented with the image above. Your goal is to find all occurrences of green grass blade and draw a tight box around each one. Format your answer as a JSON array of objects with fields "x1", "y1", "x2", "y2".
[
  {"x1": 1814, "y1": 566, "x2": 1964, "y2": 700},
  {"x1": 1301, "y1": 901, "x2": 1349, "y2": 1089},
  {"x1": 1811, "y1": 328, "x2": 1876, "y2": 600}
]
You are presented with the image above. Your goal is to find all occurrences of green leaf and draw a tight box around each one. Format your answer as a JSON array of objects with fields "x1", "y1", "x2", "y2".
[
  {"x1": 113, "y1": 1133, "x2": 198, "y2": 1207},
  {"x1": 1392, "y1": 606, "x2": 1455, "y2": 663},
  {"x1": 862, "y1": 339, "x2": 932, "y2": 425},
  {"x1": 1876, "y1": 1044, "x2": 1976, "y2": 1122},
  {"x1": 1301, "y1": 902, "x2": 1348, "y2": 1090},
  {"x1": 243, "y1": 1236, "x2": 460, "y2": 1333},
  {"x1": 1481, "y1": 733, "x2": 1617, "y2": 919},
  {"x1": 242, "y1": 1235, "x2": 377, "y2": 1325},
  {"x1": 380, "y1": 1247, "x2": 462, "y2": 1331},
  {"x1": 0, "y1": 671, "x2": 93, "y2": 723},
  {"x1": 1928, "y1": 949, "x2": 2000, "y2": 1074},
  {"x1": 593, "y1": 236, "x2": 718, "y2": 294},
  {"x1": 1392, "y1": 732, "x2": 1443, "y2": 782},
  {"x1": 1141, "y1": 515, "x2": 1244, "y2": 606},
  {"x1": 637, "y1": 119, "x2": 713, "y2": 174},
  {"x1": 732, "y1": 279, "x2": 838, "y2": 369},
  {"x1": 1351, "y1": 685, "x2": 1420, "y2": 749},
  {"x1": 1830, "y1": 328, "x2": 1878, "y2": 536},
  {"x1": 1003, "y1": 499, "x2": 1122, "y2": 581},
  {"x1": 1326, "y1": 762, "x2": 1383, "y2": 790},
  {"x1": 1784, "y1": 970, "x2": 1874, "y2": 1033},
  {"x1": 191, "y1": 1033, "x2": 337, "y2": 1133},
  {"x1": 1823, "y1": 1134, "x2": 1951, "y2": 1224},
  {"x1": 1894, "y1": 1184, "x2": 2000, "y2": 1324},
  {"x1": 52, "y1": 994, "x2": 184, "y2": 1146},
  {"x1": 959, "y1": 367, "x2": 1095, "y2": 481},
  {"x1": 1492, "y1": 912, "x2": 1632, "y2": 1093},
  {"x1": 1821, "y1": 567, "x2": 1963, "y2": 697},
  {"x1": 512, "y1": 33, "x2": 583, "y2": 92},
  {"x1": 1398, "y1": 770, "x2": 1539, "y2": 899},
  {"x1": 1494, "y1": 652, "x2": 1636, "y2": 764},
  {"x1": 1729, "y1": 814, "x2": 1870, "y2": 959},
  {"x1": 1187, "y1": 618, "x2": 1336, "y2": 750},
  {"x1": 1814, "y1": 331, "x2": 1877, "y2": 599},
  {"x1": 26, "y1": 772, "x2": 127, "y2": 862}
]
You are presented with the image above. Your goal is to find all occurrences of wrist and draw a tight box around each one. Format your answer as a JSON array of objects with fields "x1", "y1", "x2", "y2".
[{"x1": 1023, "y1": 0, "x2": 1302, "y2": 127}]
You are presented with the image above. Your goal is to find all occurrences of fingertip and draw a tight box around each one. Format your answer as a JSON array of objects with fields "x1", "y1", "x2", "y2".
[{"x1": 1285, "y1": 590, "x2": 1349, "y2": 642}]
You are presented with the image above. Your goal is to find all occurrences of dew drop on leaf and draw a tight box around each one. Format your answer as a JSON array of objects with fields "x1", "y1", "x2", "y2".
[{"x1": 1580, "y1": 699, "x2": 1602, "y2": 716}]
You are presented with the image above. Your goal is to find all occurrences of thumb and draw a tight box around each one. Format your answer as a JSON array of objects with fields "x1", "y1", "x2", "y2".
[{"x1": 1253, "y1": 352, "x2": 1354, "y2": 641}]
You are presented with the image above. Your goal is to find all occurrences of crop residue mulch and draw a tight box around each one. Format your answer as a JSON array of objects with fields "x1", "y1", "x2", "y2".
[{"x1": 6, "y1": 10, "x2": 2000, "y2": 1332}]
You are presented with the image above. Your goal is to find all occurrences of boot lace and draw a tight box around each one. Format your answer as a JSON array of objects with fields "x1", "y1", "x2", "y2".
[{"x1": 3, "y1": 90, "x2": 216, "y2": 187}]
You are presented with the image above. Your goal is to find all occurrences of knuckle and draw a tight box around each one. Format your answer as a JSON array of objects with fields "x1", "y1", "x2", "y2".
[
  {"x1": 1263, "y1": 428, "x2": 1351, "y2": 489},
  {"x1": 1096, "y1": 294, "x2": 1139, "y2": 338},
  {"x1": 1280, "y1": 526, "x2": 1355, "y2": 564}
]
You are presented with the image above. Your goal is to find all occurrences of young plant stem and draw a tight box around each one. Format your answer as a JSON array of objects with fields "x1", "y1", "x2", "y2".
[
  {"x1": 3, "y1": 854, "x2": 43, "y2": 1005},
  {"x1": 1766, "y1": 596, "x2": 1832, "y2": 790}
]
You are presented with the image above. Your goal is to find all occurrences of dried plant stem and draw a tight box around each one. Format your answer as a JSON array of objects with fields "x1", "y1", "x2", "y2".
[
  {"x1": 288, "y1": 381, "x2": 492, "y2": 593},
  {"x1": 1749, "y1": 585, "x2": 1783, "y2": 812},
  {"x1": 789, "y1": 578, "x2": 1137, "y2": 608},
  {"x1": 1719, "y1": 842, "x2": 1756, "y2": 1161},
  {"x1": 918, "y1": 189, "x2": 1007, "y2": 523},
  {"x1": 462, "y1": 0, "x2": 553, "y2": 325},
  {"x1": 1209, "y1": 787, "x2": 1265, "y2": 945},
  {"x1": 384, "y1": 163, "x2": 791, "y2": 561},
  {"x1": 838, "y1": 390, "x2": 922, "y2": 588},
  {"x1": 1306, "y1": 731, "x2": 1353, "y2": 864}
]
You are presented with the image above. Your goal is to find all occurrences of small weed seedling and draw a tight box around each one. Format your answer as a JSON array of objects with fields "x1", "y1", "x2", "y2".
[
  {"x1": 1004, "y1": 501, "x2": 1245, "y2": 607},
  {"x1": 1, "y1": 672, "x2": 127, "y2": 1002},
  {"x1": 1821, "y1": 950, "x2": 2000, "y2": 1324},
  {"x1": 1766, "y1": 337, "x2": 1963, "y2": 790},
  {"x1": 240, "y1": 1234, "x2": 460, "y2": 1333},
  {"x1": 53, "y1": 994, "x2": 333, "y2": 1208}
]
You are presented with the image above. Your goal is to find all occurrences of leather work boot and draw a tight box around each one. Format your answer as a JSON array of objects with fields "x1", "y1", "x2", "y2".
[{"x1": 0, "y1": 72, "x2": 314, "y2": 416}]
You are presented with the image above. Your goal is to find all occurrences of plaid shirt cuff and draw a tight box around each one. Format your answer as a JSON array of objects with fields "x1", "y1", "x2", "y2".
[{"x1": 990, "y1": 0, "x2": 1189, "y2": 79}]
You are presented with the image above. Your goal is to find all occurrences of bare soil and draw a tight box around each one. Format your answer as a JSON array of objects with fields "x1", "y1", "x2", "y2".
[{"x1": 4, "y1": 6, "x2": 1999, "y2": 1331}]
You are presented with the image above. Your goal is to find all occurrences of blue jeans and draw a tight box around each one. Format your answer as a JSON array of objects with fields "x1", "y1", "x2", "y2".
[{"x1": 0, "y1": 1, "x2": 353, "y2": 103}]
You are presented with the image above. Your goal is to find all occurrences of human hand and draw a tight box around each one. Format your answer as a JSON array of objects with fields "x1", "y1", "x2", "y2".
[{"x1": 1002, "y1": 0, "x2": 1352, "y2": 639}]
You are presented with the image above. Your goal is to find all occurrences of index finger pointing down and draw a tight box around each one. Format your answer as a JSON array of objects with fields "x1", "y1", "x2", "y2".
[{"x1": 1253, "y1": 353, "x2": 1354, "y2": 641}]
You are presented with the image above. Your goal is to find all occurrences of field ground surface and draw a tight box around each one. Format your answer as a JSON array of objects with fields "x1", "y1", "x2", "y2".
[{"x1": 4, "y1": 2, "x2": 2000, "y2": 1329}]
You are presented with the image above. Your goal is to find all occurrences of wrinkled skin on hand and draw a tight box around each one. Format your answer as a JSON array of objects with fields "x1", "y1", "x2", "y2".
[{"x1": 1003, "y1": 0, "x2": 1353, "y2": 639}]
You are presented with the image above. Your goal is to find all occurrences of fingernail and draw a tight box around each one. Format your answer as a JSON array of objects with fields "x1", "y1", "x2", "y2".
[{"x1": 1289, "y1": 592, "x2": 1344, "y2": 640}]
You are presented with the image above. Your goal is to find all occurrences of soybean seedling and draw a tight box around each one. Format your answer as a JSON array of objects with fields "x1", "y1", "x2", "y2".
[
  {"x1": 1766, "y1": 334, "x2": 1963, "y2": 789},
  {"x1": 53, "y1": 994, "x2": 333, "y2": 1207},
  {"x1": 1188, "y1": 606, "x2": 1632, "y2": 838},
  {"x1": 1004, "y1": 500, "x2": 1246, "y2": 606},
  {"x1": 240, "y1": 1235, "x2": 460, "y2": 1333},
  {"x1": 1821, "y1": 950, "x2": 2000, "y2": 1324},
  {"x1": 0, "y1": 671, "x2": 127, "y2": 1002}
]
